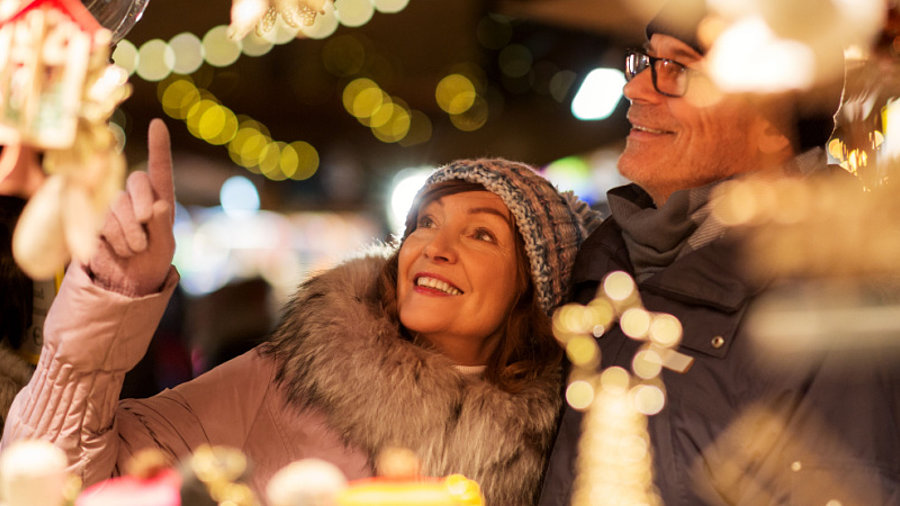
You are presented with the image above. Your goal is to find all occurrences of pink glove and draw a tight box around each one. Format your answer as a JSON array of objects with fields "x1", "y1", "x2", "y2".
[{"x1": 88, "y1": 119, "x2": 176, "y2": 297}]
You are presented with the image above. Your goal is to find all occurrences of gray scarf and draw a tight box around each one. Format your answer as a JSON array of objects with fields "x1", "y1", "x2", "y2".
[{"x1": 609, "y1": 182, "x2": 725, "y2": 282}]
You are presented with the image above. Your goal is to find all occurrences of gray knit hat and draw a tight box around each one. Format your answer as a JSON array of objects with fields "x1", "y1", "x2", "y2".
[{"x1": 404, "y1": 158, "x2": 602, "y2": 314}]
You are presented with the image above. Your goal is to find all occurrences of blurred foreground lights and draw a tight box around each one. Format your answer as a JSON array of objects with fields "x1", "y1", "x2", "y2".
[
  {"x1": 707, "y1": 16, "x2": 814, "y2": 92},
  {"x1": 566, "y1": 380, "x2": 595, "y2": 411},
  {"x1": 570, "y1": 68, "x2": 625, "y2": 120},
  {"x1": 220, "y1": 175, "x2": 261, "y2": 217}
]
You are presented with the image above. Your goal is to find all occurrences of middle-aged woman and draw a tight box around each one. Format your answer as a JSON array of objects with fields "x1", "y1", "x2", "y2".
[{"x1": 2, "y1": 120, "x2": 600, "y2": 505}]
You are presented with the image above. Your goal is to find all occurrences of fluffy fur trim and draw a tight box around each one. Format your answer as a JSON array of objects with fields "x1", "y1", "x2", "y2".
[{"x1": 264, "y1": 252, "x2": 561, "y2": 506}]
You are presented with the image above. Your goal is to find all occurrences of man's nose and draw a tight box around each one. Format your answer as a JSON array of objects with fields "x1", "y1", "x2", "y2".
[
  {"x1": 623, "y1": 66, "x2": 660, "y2": 103},
  {"x1": 423, "y1": 232, "x2": 457, "y2": 263}
]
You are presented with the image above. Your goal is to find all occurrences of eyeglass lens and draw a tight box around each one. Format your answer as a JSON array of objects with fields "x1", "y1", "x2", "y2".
[{"x1": 625, "y1": 52, "x2": 687, "y2": 97}]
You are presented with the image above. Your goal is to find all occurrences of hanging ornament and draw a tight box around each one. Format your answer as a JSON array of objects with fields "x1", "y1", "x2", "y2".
[
  {"x1": 227, "y1": 0, "x2": 331, "y2": 40},
  {"x1": 0, "y1": 0, "x2": 131, "y2": 279}
]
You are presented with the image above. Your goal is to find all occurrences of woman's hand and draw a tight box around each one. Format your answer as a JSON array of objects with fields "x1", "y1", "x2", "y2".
[{"x1": 88, "y1": 119, "x2": 176, "y2": 296}]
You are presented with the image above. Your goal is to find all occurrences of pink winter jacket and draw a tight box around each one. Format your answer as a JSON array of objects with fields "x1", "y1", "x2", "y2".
[
  {"x1": 2, "y1": 254, "x2": 562, "y2": 505},
  {"x1": 0, "y1": 264, "x2": 371, "y2": 494}
]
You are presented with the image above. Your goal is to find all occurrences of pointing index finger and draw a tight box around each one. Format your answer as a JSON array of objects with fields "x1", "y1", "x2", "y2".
[{"x1": 147, "y1": 118, "x2": 175, "y2": 216}]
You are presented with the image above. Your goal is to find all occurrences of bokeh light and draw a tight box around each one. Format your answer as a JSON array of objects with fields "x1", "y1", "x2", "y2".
[
  {"x1": 566, "y1": 380, "x2": 595, "y2": 411},
  {"x1": 335, "y1": 0, "x2": 375, "y2": 28},
  {"x1": 299, "y1": 3, "x2": 340, "y2": 39},
  {"x1": 436, "y1": 74, "x2": 477, "y2": 114},
  {"x1": 136, "y1": 38, "x2": 175, "y2": 82},
  {"x1": 112, "y1": 40, "x2": 139, "y2": 76},
  {"x1": 220, "y1": 175, "x2": 260, "y2": 217},
  {"x1": 169, "y1": 32, "x2": 205, "y2": 75},
  {"x1": 398, "y1": 110, "x2": 433, "y2": 147},
  {"x1": 203, "y1": 25, "x2": 243, "y2": 67},
  {"x1": 286, "y1": 141, "x2": 319, "y2": 180},
  {"x1": 449, "y1": 96, "x2": 488, "y2": 132},
  {"x1": 389, "y1": 168, "x2": 432, "y2": 235},
  {"x1": 373, "y1": 0, "x2": 409, "y2": 13},
  {"x1": 240, "y1": 30, "x2": 275, "y2": 57},
  {"x1": 498, "y1": 43, "x2": 533, "y2": 78},
  {"x1": 571, "y1": 68, "x2": 625, "y2": 120}
]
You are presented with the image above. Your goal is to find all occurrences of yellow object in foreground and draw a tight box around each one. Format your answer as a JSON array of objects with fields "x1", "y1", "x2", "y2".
[{"x1": 337, "y1": 474, "x2": 484, "y2": 506}]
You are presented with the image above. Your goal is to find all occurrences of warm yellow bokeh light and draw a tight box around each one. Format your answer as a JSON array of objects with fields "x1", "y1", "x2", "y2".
[
  {"x1": 186, "y1": 99, "x2": 219, "y2": 138},
  {"x1": 603, "y1": 271, "x2": 636, "y2": 302},
  {"x1": 136, "y1": 39, "x2": 175, "y2": 82},
  {"x1": 620, "y1": 308, "x2": 651, "y2": 340},
  {"x1": 436, "y1": 74, "x2": 476, "y2": 114},
  {"x1": 161, "y1": 79, "x2": 201, "y2": 119},
  {"x1": 238, "y1": 130, "x2": 270, "y2": 171},
  {"x1": 352, "y1": 87, "x2": 386, "y2": 119},
  {"x1": 372, "y1": 105, "x2": 411, "y2": 143},
  {"x1": 398, "y1": 110, "x2": 433, "y2": 147},
  {"x1": 343, "y1": 78, "x2": 379, "y2": 115},
  {"x1": 631, "y1": 384, "x2": 665, "y2": 415},
  {"x1": 566, "y1": 380, "x2": 595, "y2": 411},
  {"x1": 648, "y1": 313, "x2": 682, "y2": 347},
  {"x1": 203, "y1": 25, "x2": 243, "y2": 67},
  {"x1": 632, "y1": 349, "x2": 663, "y2": 380},
  {"x1": 449, "y1": 96, "x2": 488, "y2": 132},
  {"x1": 287, "y1": 141, "x2": 319, "y2": 180},
  {"x1": 259, "y1": 142, "x2": 287, "y2": 181},
  {"x1": 599, "y1": 366, "x2": 630, "y2": 394},
  {"x1": 112, "y1": 40, "x2": 139, "y2": 76},
  {"x1": 566, "y1": 335, "x2": 598, "y2": 368},
  {"x1": 365, "y1": 94, "x2": 395, "y2": 127}
]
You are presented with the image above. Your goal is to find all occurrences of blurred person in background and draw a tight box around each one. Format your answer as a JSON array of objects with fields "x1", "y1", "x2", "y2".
[
  {"x1": 1, "y1": 119, "x2": 600, "y2": 506},
  {"x1": 539, "y1": 1, "x2": 900, "y2": 505}
]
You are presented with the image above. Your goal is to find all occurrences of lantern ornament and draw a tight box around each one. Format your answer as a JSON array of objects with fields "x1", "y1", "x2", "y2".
[
  {"x1": 227, "y1": 0, "x2": 332, "y2": 40},
  {"x1": 0, "y1": 0, "x2": 132, "y2": 279}
]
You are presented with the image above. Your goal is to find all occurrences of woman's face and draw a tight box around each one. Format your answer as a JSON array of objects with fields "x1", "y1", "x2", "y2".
[{"x1": 397, "y1": 190, "x2": 521, "y2": 364}]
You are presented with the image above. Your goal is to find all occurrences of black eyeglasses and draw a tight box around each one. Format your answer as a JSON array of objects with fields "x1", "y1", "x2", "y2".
[{"x1": 625, "y1": 49, "x2": 692, "y2": 98}]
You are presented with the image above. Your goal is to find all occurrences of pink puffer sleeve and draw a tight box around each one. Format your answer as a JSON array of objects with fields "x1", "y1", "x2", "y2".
[{"x1": 0, "y1": 263, "x2": 179, "y2": 485}]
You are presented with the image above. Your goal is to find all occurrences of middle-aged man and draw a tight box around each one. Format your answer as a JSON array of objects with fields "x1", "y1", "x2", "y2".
[{"x1": 539, "y1": 2, "x2": 900, "y2": 505}]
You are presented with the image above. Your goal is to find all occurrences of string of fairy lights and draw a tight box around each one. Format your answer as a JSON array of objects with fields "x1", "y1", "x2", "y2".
[{"x1": 110, "y1": 1, "x2": 583, "y2": 182}]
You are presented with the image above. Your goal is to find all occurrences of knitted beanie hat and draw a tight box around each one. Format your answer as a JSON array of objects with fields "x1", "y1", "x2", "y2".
[{"x1": 404, "y1": 158, "x2": 602, "y2": 314}]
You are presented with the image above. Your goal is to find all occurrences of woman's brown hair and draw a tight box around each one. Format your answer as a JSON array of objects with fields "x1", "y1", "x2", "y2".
[{"x1": 376, "y1": 180, "x2": 562, "y2": 393}]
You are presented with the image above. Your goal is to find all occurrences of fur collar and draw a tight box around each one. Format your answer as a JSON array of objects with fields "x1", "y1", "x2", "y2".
[{"x1": 264, "y1": 251, "x2": 562, "y2": 506}]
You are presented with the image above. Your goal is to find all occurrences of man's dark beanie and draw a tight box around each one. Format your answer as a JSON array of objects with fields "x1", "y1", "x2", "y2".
[{"x1": 645, "y1": 0, "x2": 844, "y2": 153}]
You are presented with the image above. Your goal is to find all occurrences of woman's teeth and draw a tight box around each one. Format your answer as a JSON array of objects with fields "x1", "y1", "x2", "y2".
[{"x1": 416, "y1": 277, "x2": 462, "y2": 295}]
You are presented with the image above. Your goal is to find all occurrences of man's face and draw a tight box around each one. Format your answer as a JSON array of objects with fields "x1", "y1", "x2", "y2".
[{"x1": 618, "y1": 34, "x2": 771, "y2": 205}]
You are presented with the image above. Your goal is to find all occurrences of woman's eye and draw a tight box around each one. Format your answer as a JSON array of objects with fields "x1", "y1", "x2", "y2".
[
  {"x1": 416, "y1": 215, "x2": 435, "y2": 229},
  {"x1": 473, "y1": 229, "x2": 496, "y2": 243}
]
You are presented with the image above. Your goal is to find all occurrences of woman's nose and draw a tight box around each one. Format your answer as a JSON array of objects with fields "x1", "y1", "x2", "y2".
[{"x1": 423, "y1": 232, "x2": 457, "y2": 263}]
